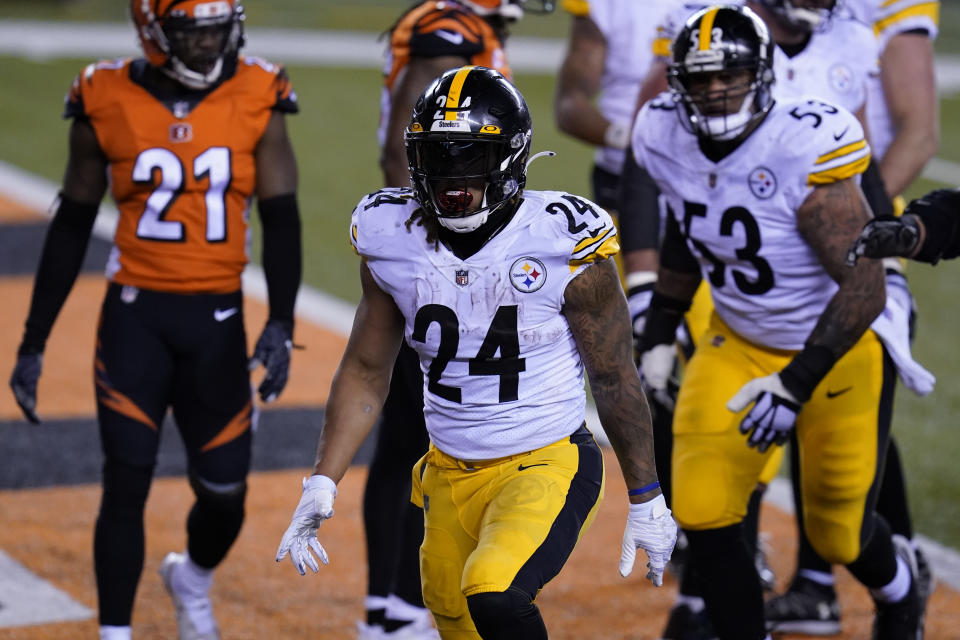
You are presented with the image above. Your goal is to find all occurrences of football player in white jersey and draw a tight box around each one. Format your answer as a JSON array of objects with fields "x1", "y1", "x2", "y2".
[
  {"x1": 765, "y1": 1, "x2": 940, "y2": 633},
  {"x1": 844, "y1": 0, "x2": 940, "y2": 199},
  {"x1": 276, "y1": 66, "x2": 677, "y2": 640},
  {"x1": 632, "y1": 7, "x2": 924, "y2": 640},
  {"x1": 554, "y1": 0, "x2": 673, "y2": 212}
]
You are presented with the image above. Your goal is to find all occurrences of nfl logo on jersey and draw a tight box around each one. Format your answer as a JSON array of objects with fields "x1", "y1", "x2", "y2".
[
  {"x1": 169, "y1": 123, "x2": 193, "y2": 143},
  {"x1": 456, "y1": 269, "x2": 469, "y2": 286}
]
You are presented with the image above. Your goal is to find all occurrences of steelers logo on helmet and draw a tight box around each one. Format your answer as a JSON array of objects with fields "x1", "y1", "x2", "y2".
[
  {"x1": 748, "y1": 166, "x2": 777, "y2": 199},
  {"x1": 131, "y1": 0, "x2": 246, "y2": 90},
  {"x1": 405, "y1": 66, "x2": 533, "y2": 234},
  {"x1": 667, "y1": 6, "x2": 775, "y2": 143},
  {"x1": 510, "y1": 257, "x2": 547, "y2": 293}
]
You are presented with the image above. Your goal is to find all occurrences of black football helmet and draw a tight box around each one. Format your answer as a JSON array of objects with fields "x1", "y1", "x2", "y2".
[
  {"x1": 756, "y1": 0, "x2": 837, "y2": 32},
  {"x1": 668, "y1": 5, "x2": 775, "y2": 141},
  {"x1": 405, "y1": 66, "x2": 533, "y2": 233}
]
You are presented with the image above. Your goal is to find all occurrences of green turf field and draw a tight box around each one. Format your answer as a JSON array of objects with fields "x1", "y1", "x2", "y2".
[{"x1": 1, "y1": 2, "x2": 959, "y2": 550}]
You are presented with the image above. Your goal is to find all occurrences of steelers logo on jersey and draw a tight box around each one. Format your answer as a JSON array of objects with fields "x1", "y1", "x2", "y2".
[
  {"x1": 829, "y1": 63, "x2": 854, "y2": 94},
  {"x1": 748, "y1": 166, "x2": 777, "y2": 200},
  {"x1": 510, "y1": 257, "x2": 546, "y2": 293}
]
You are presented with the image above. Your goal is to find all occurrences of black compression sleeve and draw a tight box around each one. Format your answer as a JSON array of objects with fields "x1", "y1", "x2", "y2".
[
  {"x1": 912, "y1": 191, "x2": 960, "y2": 263},
  {"x1": 659, "y1": 213, "x2": 700, "y2": 273},
  {"x1": 258, "y1": 193, "x2": 302, "y2": 324},
  {"x1": 20, "y1": 193, "x2": 99, "y2": 354},
  {"x1": 617, "y1": 145, "x2": 662, "y2": 252},
  {"x1": 861, "y1": 158, "x2": 893, "y2": 218},
  {"x1": 639, "y1": 291, "x2": 691, "y2": 351}
]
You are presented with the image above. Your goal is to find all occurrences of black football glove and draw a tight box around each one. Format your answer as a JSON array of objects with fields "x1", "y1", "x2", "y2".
[
  {"x1": 10, "y1": 351, "x2": 43, "y2": 424},
  {"x1": 846, "y1": 215, "x2": 921, "y2": 266},
  {"x1": 249, "y1": 319, "x2": 293, "y2": 403}
]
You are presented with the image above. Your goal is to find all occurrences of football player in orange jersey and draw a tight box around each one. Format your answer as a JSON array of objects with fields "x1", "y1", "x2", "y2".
[
  {"x1": 7, "y1": 2, "x2": 301, "y2": 639},
  {"x1": 364, "y1": 2, "x2": 551, "y2": 638}
]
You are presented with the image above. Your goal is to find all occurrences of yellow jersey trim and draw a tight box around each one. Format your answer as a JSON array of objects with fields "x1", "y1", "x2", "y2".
[
  {"x1": 569, "y1": 234, "x2": 620, "y2": 272},
  {"x1": 561, "y1": 0, "x2": 591, "y2": 17},
  {"x1": 815, "y1": 139, "x2": 868, "y2": 166},
  {"x1": 875, "y1": 2, "x2": 940, "y2": 36},
  {"x1": 807, "y1": 154, "x2": 871, "y2": 185},
  {"x1": 652, "y1": 36, "x2": 672, "y2": 58}
]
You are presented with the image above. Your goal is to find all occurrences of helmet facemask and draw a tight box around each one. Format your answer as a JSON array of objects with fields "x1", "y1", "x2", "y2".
[
  {"x1": 668, "y1": 6, "x2": 775, "y2": 143},
  {"x1": 137, "y1": 1, "x2": 245, "y2": 90},
  {"x1": 407, "y1": 134, "x2": 528, "y2": 233}
]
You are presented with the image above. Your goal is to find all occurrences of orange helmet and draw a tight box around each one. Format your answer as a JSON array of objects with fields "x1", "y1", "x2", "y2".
[
  {"x1": 130, "y1": 0, "x2": 245, "y2": 89},
  {"x1": 459, "y1": 0, "x2": 555, "y2": 20}
]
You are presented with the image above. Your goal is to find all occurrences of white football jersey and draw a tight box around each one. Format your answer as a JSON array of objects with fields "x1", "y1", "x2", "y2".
[
  {"x1": 842, "y1": 0, "x2": 940, "y2": 162},
  {"x1": 771, "y1": 16, "x2": 877, "y2": 116},
  {"x1": 631, "y1": 95, "x2": 870, "y2": 350},
  {"x1": 563, "y1": 0, "x2": 674, "y2": 174},
  {"x1": 350, "y1": 188, "x2": 619, "y2": 460}
]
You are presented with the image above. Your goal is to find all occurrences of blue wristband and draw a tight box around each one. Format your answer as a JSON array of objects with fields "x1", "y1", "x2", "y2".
[{"x1": 627, "y1": 481, "x2": 660, "y2": 497}]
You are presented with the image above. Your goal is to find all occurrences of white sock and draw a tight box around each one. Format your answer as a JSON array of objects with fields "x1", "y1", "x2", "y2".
[
  {"x1": 871, "y1": 555, "x2": 912, "y2": 603},
  {"x1": 172, "y1": 551, "x2": 214, "y2": 598},
  {"x1": 798, "y1": 569, "x2": 836, "y2": 587},
  {"x1": 385, "y1": 594, "x2": 430, "y2": 622},
  {"x1": 99, "y1": 625, "x2": 131, "y2": 640},
  {"x1": 365, "y1": 595, "x2": 389, "y2": 612},
  {"x1": 674, "y1": 594, "x2": 706, "y2": 614}
]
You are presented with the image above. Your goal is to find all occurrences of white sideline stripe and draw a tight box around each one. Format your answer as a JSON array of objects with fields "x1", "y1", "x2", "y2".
[
  {"x1": 2, "y1": 21, "x2": 960, "y2": 88},
  {"x1": 0, "y1": 549, "x2": 94, "y2": 627},
  {"x1": 0, "y1": 159, "x2": 356, "y2": 335},
  {"x1": 922, "y1": 157, "x2": 960, "y2": 187},
  {"x1": 765, "y1": 477, "x2": 960, "y2": 593}
]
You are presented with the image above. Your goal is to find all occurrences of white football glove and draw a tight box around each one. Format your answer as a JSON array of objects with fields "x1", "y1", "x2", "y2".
[
  {"x1": 639, "y1": 344, "x2": 677, "y2": 411},
  {"x1": 619, "y1": 494, "x2": 678, "y2": 587},
  {"x1": 275, "y1": 474, "x2": 337, "y2": 575},
  {"x1": 727, "y1": 373, "x2": 801, "y2": 453}
]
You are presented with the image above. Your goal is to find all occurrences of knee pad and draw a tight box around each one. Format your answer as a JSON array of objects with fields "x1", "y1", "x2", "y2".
[
  {"x1": 101, "y1": 459, "x2": 153, "y2": 514},
  {"x1": 467, "y1": 588, "x2": 543, "y2": 639},
  {"x1": 188, "y1": 471, "x2": 246, "y2": 512}
]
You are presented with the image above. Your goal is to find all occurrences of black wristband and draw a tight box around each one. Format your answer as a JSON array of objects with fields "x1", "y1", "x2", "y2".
[
  {"x1": 779, "y1": 344, "x2": 837, "y2": 403},
  {"x1": 20, "y1": 193, "x2": 99, "y2": 354},
  {"x1": 258, "y1": 193, "x2": 302, "y2": 324},
  {"x1": 639, "y1": 291, "x2": 691, "y2": 350}
]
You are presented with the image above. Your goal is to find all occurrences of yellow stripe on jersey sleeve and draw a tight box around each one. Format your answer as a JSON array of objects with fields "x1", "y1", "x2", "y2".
[
  {"x1": 569, "y1": 228, "x2": 620, "y2": 272},
  {"x1": 807, "y1": 154, "x2": 871, "y2": 185},
  {"x1": 875, "y1": 2, "x2": 939, "y2": 36},
  {"x1": 350, "y1": 224, "x2": 360, "y2": 256},
  {"x1": 561, "y1": 0, "x2": 590, "y2": 16},
  {"x1": 652, "y1": 35, "x2": 672, "y2": 58},
  {"x1": 814, "y1": 139, "x2": 868, "y2": 165}
]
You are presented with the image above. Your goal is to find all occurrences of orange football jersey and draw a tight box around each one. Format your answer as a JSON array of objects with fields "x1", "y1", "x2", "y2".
[
  {"x1": 64, "y1": 56, "x2": 298, "y2": 294},
  {"x1": 379, "y1": 0, "x2": 511, "y2": 146}
]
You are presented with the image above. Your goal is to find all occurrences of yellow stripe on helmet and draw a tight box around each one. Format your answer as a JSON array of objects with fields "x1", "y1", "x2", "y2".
[
  {"x1": 445, "y1": 65, "x2": 476, "y2": 121},
  {"x1": 698, "y1": 7, "x2": 720, "y2": 51}
]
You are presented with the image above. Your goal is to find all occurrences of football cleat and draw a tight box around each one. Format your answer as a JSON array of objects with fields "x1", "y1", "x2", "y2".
[
  {"x1": 660, "y1": 603, "x2": 718, "y2": 640},
  {"x1": 764, "y1": 576, "x2": 841, "y2": 636},
  {"x1": 159, "y1": 552, "x2": 220, "y2": 640},
  {"x1": 755, "y1": 533, "x2": 776, "y2": 593},
  {"x1": 871, "y1": 535, "x2": 924, "y2": 640}
]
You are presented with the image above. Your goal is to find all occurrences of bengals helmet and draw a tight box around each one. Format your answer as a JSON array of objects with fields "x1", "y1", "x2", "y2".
[
  {"x1": 668, "y1": 5, "x2": 775, "y2": 141},
  {"x1": 131, "y1": 0, "x2": 245, "y2": 90},
  {"x1": 756, "y1": 0, "x2": 836, "y2": 32},
  {"x1": 405, "y1": 66, "x2": 533, "y2": 233},
  {"x1": 460, "y1": 0, "x2": 556, "y2": 21}
]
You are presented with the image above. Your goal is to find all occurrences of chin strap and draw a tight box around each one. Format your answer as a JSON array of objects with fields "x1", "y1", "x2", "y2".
[{"x1": 525, "y1": 150, "x2": 557, "y2": 172}]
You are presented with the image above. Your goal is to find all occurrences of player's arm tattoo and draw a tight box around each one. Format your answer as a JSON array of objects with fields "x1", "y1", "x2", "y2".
[
  {"x1": 798, "y1": 179, "x2": 885, "y2": 358},
  {"x1": 563, "y1": 259, "x2": 659, "y2": 488}
]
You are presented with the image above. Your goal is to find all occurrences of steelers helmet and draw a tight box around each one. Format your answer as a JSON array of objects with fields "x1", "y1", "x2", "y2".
[
  {"x1": 756, "y1": 0, "x2": 837, "y2": 32},
  {"x1": 405, "y1": 66, "x2": 533, "y2": 233},
  {"x1": 460, "y1": 0, "x2": 556, "y2": 21},
  {"x1": 668, "y1": 5, "x2": 775, "y2": 141},
  {"x1": 131, "y1": 0, "x2": 245, "y2": 90}
]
